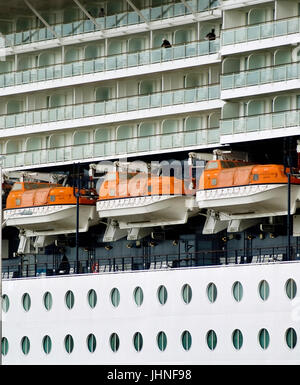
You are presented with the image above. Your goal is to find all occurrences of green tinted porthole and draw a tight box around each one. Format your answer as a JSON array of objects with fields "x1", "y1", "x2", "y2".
[
  {"x1": 134, "y1": 287, "x2": 144, "y2": 307},
  {"x1": 232, "y1": 329, "x2": 243, "y2": 350},
  {"x1": 182, "y1": 284, "x2": 192, "y2": 304},
  {"x1": 258, "y1": 329, "x2": 270, "y2": 350},
  {"x1": 21, "y1": 336, "x2": 30, "y2": 355},
  {"x1": 64, "y1": 335, "x2": 74, "y2": 354},
  {"x1": 259, "y1": 280, "x2": 269, "y2": 301},
  {"x1": 42, "y1": 335, "x2": 52, "y2": 355},
  {"x1": 207, "y1": 283, "x2": 217, "y2": 303},
  {"x1": 88, "y1": 289, "x2": 97, "y2": 309},
  {"x1": 285, "y1": 279, "x2": 297, "y2": 300},
  {"x1": 65, "y1": 290, "x2": 75, "y2": 309},
  {"x1": 133, "y1": 332, "x2": 143, "y2": 352},
  {"x1": 157, "y1": 331, "x2": 167, "y2": 352},
  {"x1": 87, "y1": 334, "x2": 97, "y2": 353},
  {"x1": 1, "y1": 337, "x2": 9, "y2": 356},
  {"x1": 2, "y1": 295, "x2": 9, "y2": 313},
  {"x1": 286, "y1": 328, "x2": 297, "y2": 349},
  {"x1": 22, "y1": 293, "x2": 31, "y2": 312},
  {"x1": 207, "y1": 330, "x2": 217, "y2": 350},
  {"x1": 111, "y1": 288, "x2": 120, "y2": 307},
  {"x1": 157, "y1": 285, "x2": 168, "y2": 305},
  {"x1": 43, "y1": 292, "x2": 53, "y2": 311},
  {"x1": 181, "y1": 330, "x2": 192, "y2": 351},
  {"x1": 110, "y1": 333, "x2": 120, "y2": 352},
  {"x1": 232, "y1": 281, "x2": 243, "y2": 302}
]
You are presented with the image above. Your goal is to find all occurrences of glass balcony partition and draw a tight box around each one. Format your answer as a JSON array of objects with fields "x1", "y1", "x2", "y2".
[
  {"x1": 221, "y1": 61, "x2": 300, "y2": 90},
  {"x1": 2, "y1": 127, "x2": 220, "y2": 169},
  {"x1": 0, "y1": 39, "x2": 219, "y2": 89},
  {"x1": 220, "y1": 109, "x2": 300, "y2": 136},
  {"x1": 222, "y1": 16, "x2": 300, "y2": 46},
  {"x1": 3, "y1": 1, "x2": 219, "y2": 48},
  {"x1": 0, "y1": 84, "x2": 220, "y2": 130}
]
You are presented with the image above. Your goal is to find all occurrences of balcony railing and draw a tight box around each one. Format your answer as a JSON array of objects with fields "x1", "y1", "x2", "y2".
[
  {"x1": 3, "y1": 1, "x2": 219, "y2": 48},
  {"x1": 220, "y1": 109, "x2": 300, "y2": 136},
  {"x1": 1, "y1": 244, "x2": 295, "y2": 280},
  {"x1": 2, "y1": 127, "x2": 220, "y2": 169},
  {"x1": 222, "y1": 15, "x2": 300, "y2": 46},
  {"x1": 0, "y1": 84, "x2": 220, "y2": 130},
  {"x1": 221, "y1": 61, "x2": 300, "y2": 90},
  {"x1": 0, "y1": 39, "x2": 220, "y2": 89}
]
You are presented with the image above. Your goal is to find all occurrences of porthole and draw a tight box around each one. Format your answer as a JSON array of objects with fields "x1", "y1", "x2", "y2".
[
  {"x1": 285, "y1": 279, "x2": 297, "y2": 300},
  {"x1": 111, "y1": 288, "x2": 120, "y2": 307},
  {"x1": 1, "y1": 337, "x2": 9, "y2": 356},
  {"x1": 64, "y1": 335, "x2": 74, "y2": 354},
  {"x1": 232, "y1": 281, "x2": 243, "y2": 302},
  {"x1": 87, "y1": 334, "x2": 97, "y2": 353},
  {"x1": 2, "y1": 294, "x2": 9, "y2": 313},
  {"x1": 21, "y1": 336, "x2": 30, "y2": 355},
  {"x1": 43, "y1": 292, "x2": 53, "y2": 311},
  {"x1": 182, "y1": 284, "x2": 192, "y2": 304},
  {"x1": 22, "y1": 293, "x2": 31, "y2": 312},
  {"x1": 285, "y1": 328, "x2": 297, "y2": 349},
  {"x1": 134, "y1": 287, "x2": 144, "y2": 307},
  {"x1": 157, "y1": 285, "x2": 168, "y2": 305},
  {"x1": 258, "y1": 280, "x2": 269, "y2": 301},
  {"x1": 258, "y1": 329, "x2": 270, "y2": 350},
  {"x1": 65, "y1": 290, "x2": 75, "y2": 309},
  {"x1": 207, "y1": 330, "x2": 217, "y2": 351},
  {"x1": 110, "y1": 333, "x2": 120, "y2": 352},
  {"x1": 88, "y1": 289, "x2": 97, "y2": 309},
  {"x1": 207, "y1": 282, "x2": 217, "y2": 303},
  {"x1": 181, "y1": 330, "x2": 192, "y2": 351},
  {"x1": 232, "y1": 329, "x2": 243, "y2": 350},
  {"x1": 133, "y1": 332, "x2": 143, "y2": 352},
  {"x1": 42, "y1": 335, "x2": 52, "y2": 355},
  {"x1": 157, "y1": 331, "x2": 167, "y2": 352}
]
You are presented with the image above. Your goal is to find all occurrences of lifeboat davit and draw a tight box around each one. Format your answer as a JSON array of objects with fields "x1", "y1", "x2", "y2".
[
  {"x1": 96, "y1": 171, "x2": 197, "y2": 241},
  {"x1": 4, "y1": 181, "x2": 98, "y2": 237},
  {"x1": 196, "y1": 159, "x2": 300, "y2": 224}
]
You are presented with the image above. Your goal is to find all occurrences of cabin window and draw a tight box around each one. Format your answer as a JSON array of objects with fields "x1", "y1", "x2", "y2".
[
  {"x1": 16, "y1": 199, "x2": 21, "y2": 206},
  {"x1": 205, "y1": 161, "x2": 219, "y2": 170},
  {"x1": 211, "y1": 178, "x2": 217, "y2": 186},
  {"x1": 253, "y1": 174, "x2": 259, "y2": 181},
  {"x1": 50, "y1": 196, "x2": 56, "y2": 202},
  {"x1": 11, "y1": 183, "x2": 22, "y2": 191}
]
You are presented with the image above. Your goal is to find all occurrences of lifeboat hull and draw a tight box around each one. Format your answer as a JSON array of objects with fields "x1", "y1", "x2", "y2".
[
  {"x1": 97, "y1": 195, "x2": 197, "y2": 228},
  {"x1": 196, "y1": 184, "x2": 300, "y2": 219},
  {"x1": 3, "y1": 204, "x2": 98, "y2": 236}
]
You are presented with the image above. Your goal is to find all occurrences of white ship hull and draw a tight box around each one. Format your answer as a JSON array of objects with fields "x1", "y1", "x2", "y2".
[
  {"x1": 196, "y1": 184, "x2": 300, "y2": 219},
  {"x1": 4, "y1": 204, "x2": 98, "y2": 235},
  {"x1": 97, "y1": 195, "x2": 197, "y2": 228}
]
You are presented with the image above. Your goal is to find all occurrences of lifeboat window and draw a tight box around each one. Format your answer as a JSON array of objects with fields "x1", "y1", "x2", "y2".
[
  {"x1": 11, "y1": 183, "x2": 22, "y2": 191},
  {"x1": 253, "y1": 174, "x2": 259, "y2": 181},
  {"x1": 16, "y1": 199, "x2": 21, "y2": 206},
  {"x1": 24, "y1": 183, "x2": 50, "y2": 190},
  {"x1": 50, "y1": 196, "x2": 56, "y2": 202},
  {"x1": 221, "y1": 161, "x2": 236, "y2": 168},
  {"x1": 205, "y1": 161, "x2": 219, "y2": 170},
  {"x1": 211, "y1": 178, "x2": 217, "y2": 186}
]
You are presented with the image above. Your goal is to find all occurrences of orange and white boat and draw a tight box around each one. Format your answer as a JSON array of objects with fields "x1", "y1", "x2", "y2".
[
  {"x1": 95, "y1": 165, "x2": 198, "y2": 242},
  {"x1": 4, "y1": 181, "x2": 98, "y2": 244},
  {"x1": 196, "y1": 159, "x2": 300, "y2": 233}
]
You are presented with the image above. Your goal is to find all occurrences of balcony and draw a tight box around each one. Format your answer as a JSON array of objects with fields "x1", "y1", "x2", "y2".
[
  {"x1": 2, "y1": 127, "x2": 220, "y2": 170},
  {"x1": 220, "y1": 109, "x2": 300, "y2": 143},
  {"x1": 3, "y1": 1, "x2": 221, "y2": 52},
  {"x1": 0, "y1": 84, "x2": 221, "y2": 136},
  {"x1": 221, "y1": 16, "x2": 300, "y2": 55},
  {"x1": 0, "y1": 39, "x2": 220, "y2": 95},
  {"x1": 221, "y1": 61, "x2": 300, "y2": 99}
]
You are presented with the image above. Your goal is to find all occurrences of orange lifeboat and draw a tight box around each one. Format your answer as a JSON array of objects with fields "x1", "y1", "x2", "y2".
[
  {"x1": 96, "y1": 170, "x2": 197, "y2": 242},
  {"x1": 196, "y1": 159, "x2": 300, "y2": 220},
  {"x1": 4, "y1": 181, "x2": 98, "y2": 237}
]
